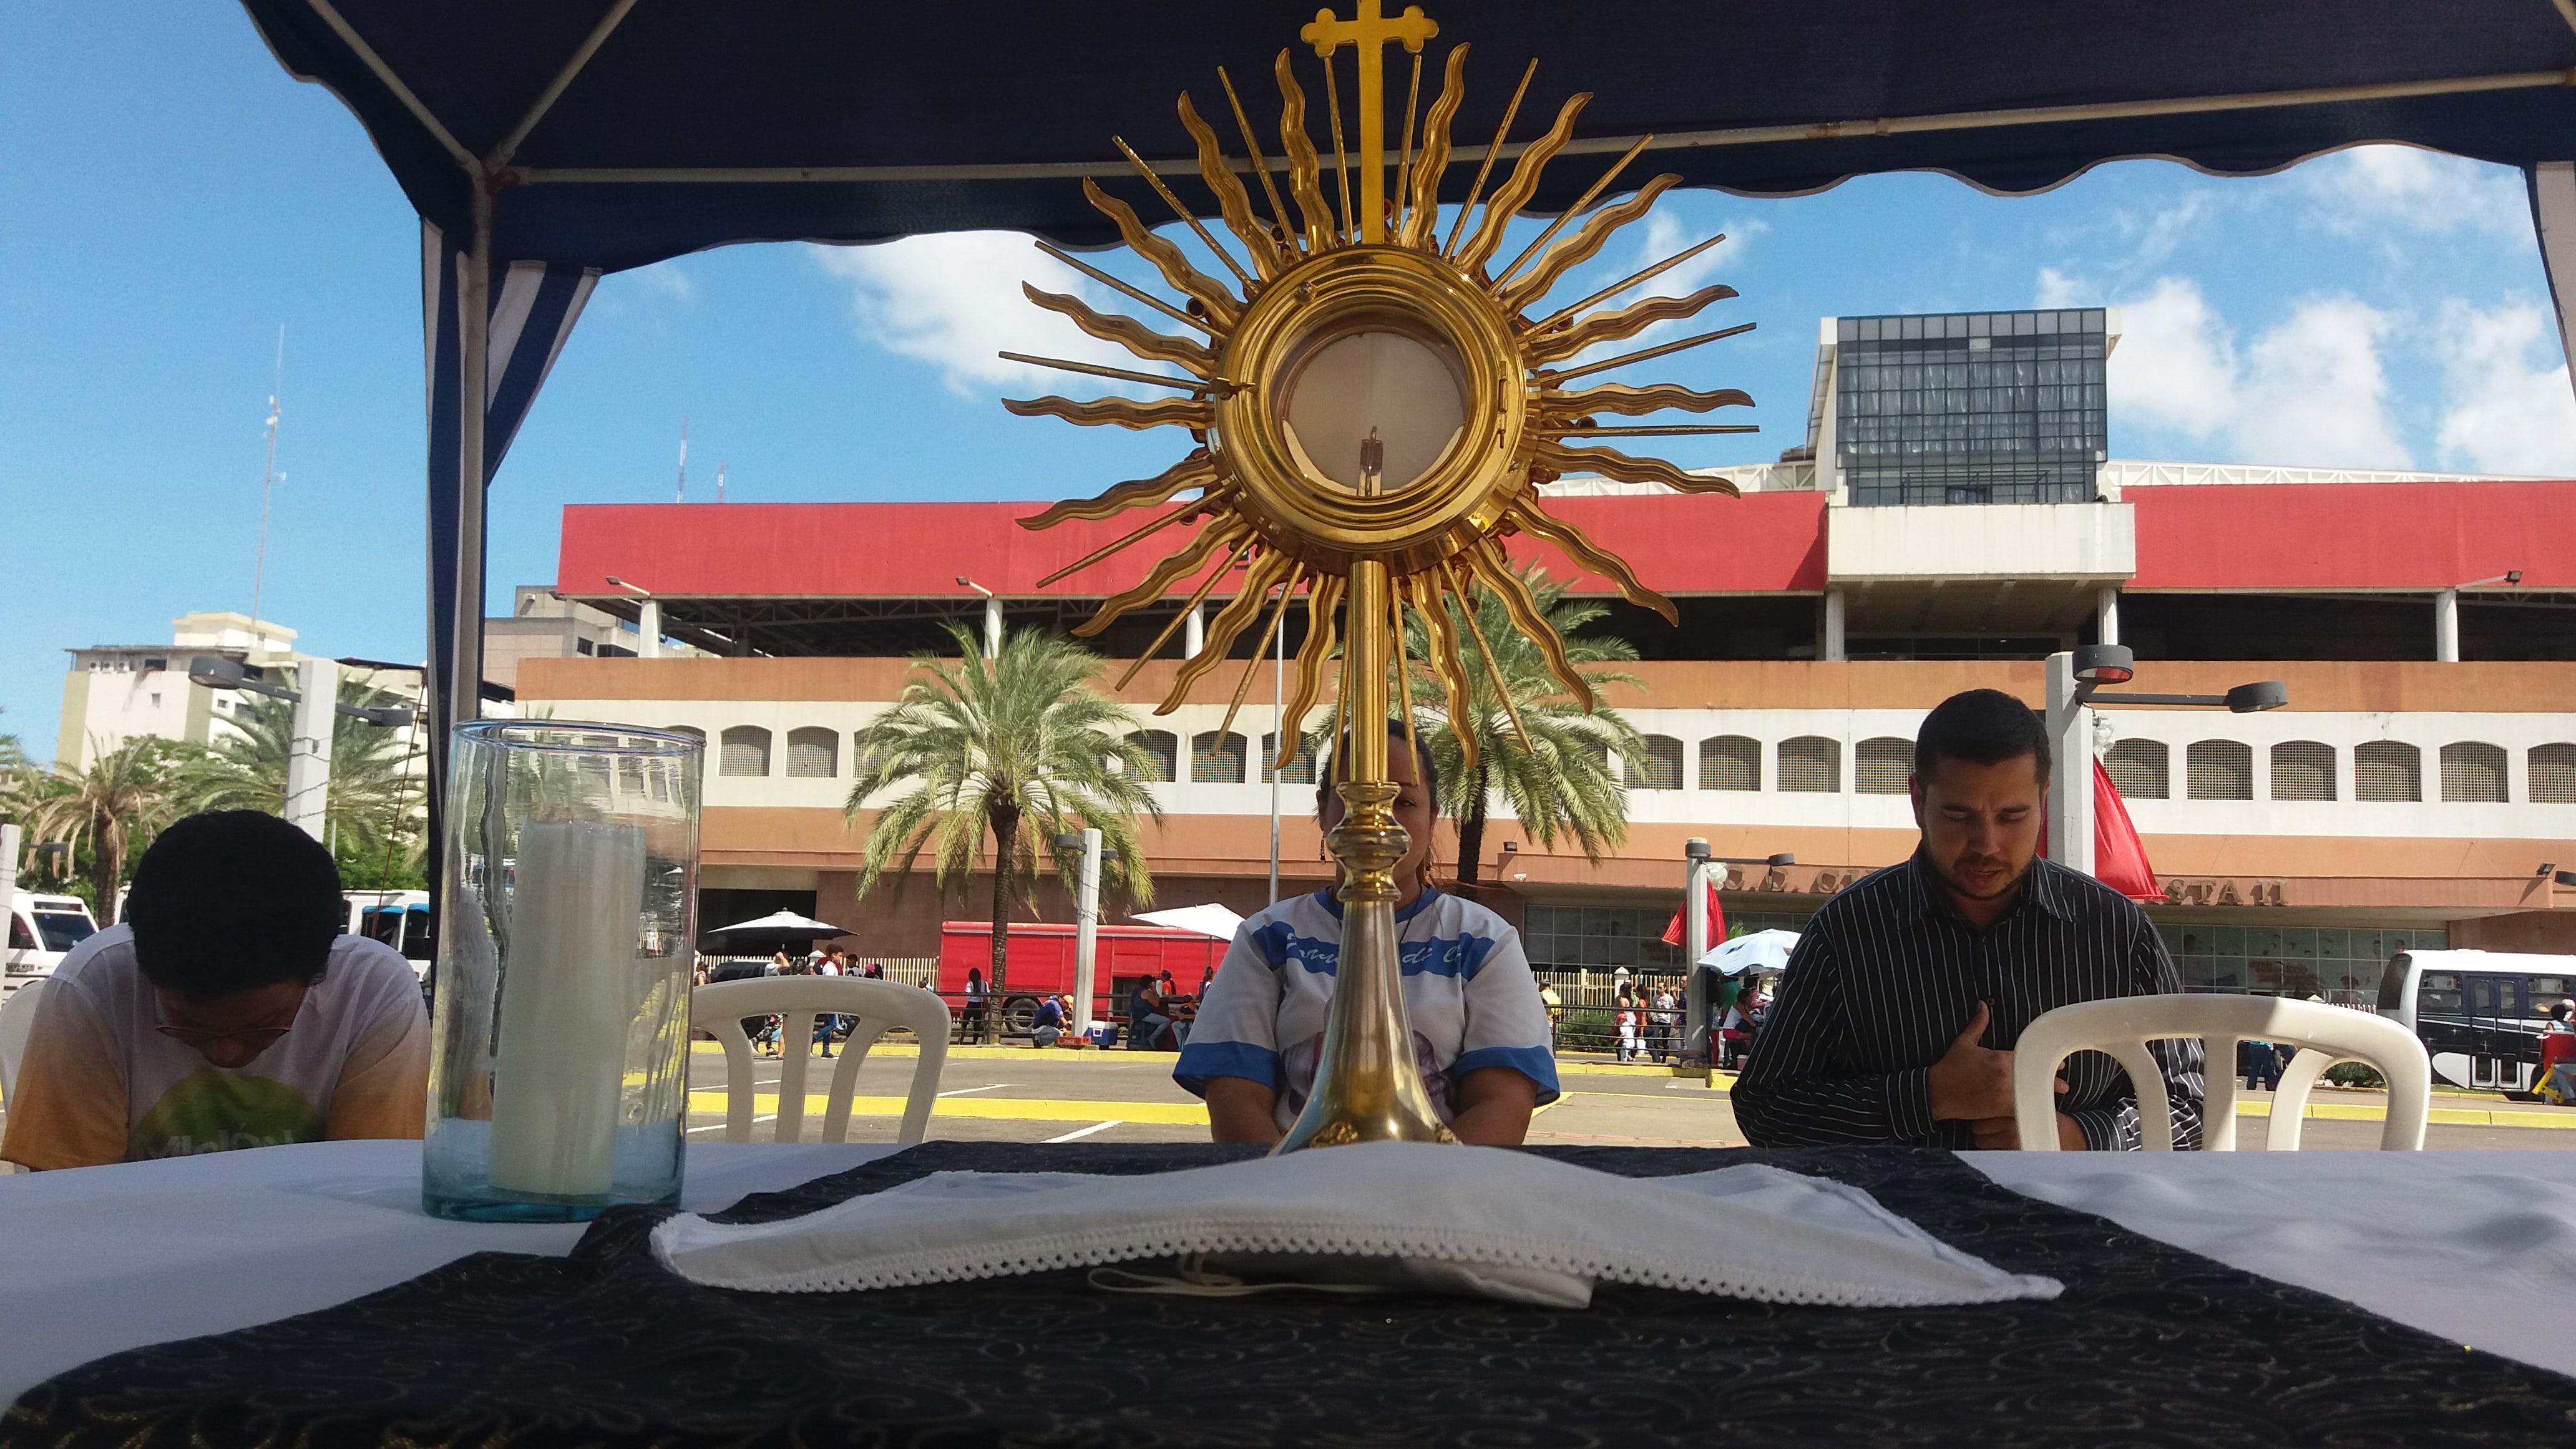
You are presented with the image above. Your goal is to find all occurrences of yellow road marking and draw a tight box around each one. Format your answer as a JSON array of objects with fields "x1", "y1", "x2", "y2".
[
  {"x1": 685, "y1": 1091, "x2": 1206, "y2": 1125},
  {"x1": 2227, "y1": 1099, "x2": 2576, "y2": 1130}
]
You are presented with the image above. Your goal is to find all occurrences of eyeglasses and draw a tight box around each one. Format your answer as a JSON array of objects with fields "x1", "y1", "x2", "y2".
[{"x1": 154, "y1": 1022, "x2": 294, "y2": 1051}]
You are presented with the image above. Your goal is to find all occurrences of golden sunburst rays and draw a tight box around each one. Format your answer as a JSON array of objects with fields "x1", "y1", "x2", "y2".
[{"x1": 1005, "y1": 16, "x2": 1755, "y2": 773}]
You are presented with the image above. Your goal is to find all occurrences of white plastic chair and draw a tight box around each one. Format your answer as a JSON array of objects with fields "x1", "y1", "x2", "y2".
[
  {"x1": 690, "y1": 977, "x2": 950, "y2": 1144},
  {"x1": 0, "y1": 978, "x2": 46, "y2": 1106},
  {"x1": 2012, "y1": 993, "x2": 2430, "y2": 1151}
]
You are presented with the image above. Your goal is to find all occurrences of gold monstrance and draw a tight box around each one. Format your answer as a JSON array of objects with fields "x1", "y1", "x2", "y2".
[{"x1": 1007, "y1": 3, "x2": 1753, "y2": 1151}]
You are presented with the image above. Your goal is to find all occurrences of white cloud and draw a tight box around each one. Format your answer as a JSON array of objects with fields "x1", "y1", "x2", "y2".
[
  {"x1": 2233, "y1": 297, "x2": 2408, "y2": 467},
  {"x1": 2075, "y1": 272, "x2": 2411, "y2": 466},
  {"x1": 2298, "y1": 145, "x2": 2528, "y2": 239},
  {"x1": 630, "y1": 260, "x2": 695, "y2": 303},
  {"x1": 2433, "y1": 298, "x2": 2576, "y2": 474},
  {"x1": 2034, "y1": 266, "x2": 2094, "y2": 309},
  {"x1": 2103, "y1": 276, "x2": 2235, "y2": 441},
  {"x1": 810, "y1": 233, "x2": 1149, "y2": 397}
]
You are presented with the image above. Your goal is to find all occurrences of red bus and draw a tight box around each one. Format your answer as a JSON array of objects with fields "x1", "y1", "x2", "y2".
[{"x1": 937, "y1": 920, "x2": 1227, "y2": 1038}]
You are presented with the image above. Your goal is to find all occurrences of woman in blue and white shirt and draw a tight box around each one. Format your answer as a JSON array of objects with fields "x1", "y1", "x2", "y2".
[{"x1": 1174, "y1": 722, "x2": 1559, "y2": 1146}]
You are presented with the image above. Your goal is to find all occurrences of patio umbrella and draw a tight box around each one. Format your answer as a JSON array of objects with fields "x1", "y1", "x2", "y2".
[
  {"x1": 706, "y1": 909, "x2": 851, "y2": 950},
  {"x1": 1134, "y1": 904, "x2": 1247, "y2": 941},
  {"x1": 1697, "y1": 929, "x2": 1802, "y2": 977}
]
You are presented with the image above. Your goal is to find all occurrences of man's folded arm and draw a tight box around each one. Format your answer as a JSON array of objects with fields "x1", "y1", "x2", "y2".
[{"x1": 1730, "y1": 933, "x2": 1938, "y2": 1147}]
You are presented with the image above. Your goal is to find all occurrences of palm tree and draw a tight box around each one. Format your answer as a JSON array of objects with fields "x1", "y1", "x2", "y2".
[
  {"x1": 25, "y1": 738, "x2": 186, "y2": 924},
  {"x1": 1396, "y1": 565, "x2": 1649, "y2": 887},
  {"x1": 847, "y1": 623, "x2": 1163, "y2": 1038},
  {"x1": 169, "y1": 680, "x2": 422, "y2": 859}
]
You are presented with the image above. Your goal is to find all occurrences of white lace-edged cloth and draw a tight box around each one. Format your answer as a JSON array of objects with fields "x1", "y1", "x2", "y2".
[{"x1": 653, "y1": 1143, "x2": 2062, "y2": 1310}]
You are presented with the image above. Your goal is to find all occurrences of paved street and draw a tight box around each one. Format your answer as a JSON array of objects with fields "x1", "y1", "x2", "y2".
[{"x1": 682, "y1": 1040, "x2": 2576, "y2": 1151}]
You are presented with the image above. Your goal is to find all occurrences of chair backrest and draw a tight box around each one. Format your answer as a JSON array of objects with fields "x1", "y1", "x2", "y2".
[
  {"x1": 2012, "y1": 993, "x2": 2429, "y2": 1151},
  {"x1": 690, "y1": 977, "x2": 951, "y2": 1145},
  {"x1": 0, "y1": 978, "x2": 47, "y2": 1105}
]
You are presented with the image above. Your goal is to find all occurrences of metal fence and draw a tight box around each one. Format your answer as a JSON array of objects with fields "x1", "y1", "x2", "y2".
[{"x1": 1538, "y1": 968, "x2": 1694, "y2": 1057}]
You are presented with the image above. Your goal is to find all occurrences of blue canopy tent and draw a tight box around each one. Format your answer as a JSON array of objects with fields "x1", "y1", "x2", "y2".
[{"x1": 236, "y1": 0, "x2": 2576, "y2": 862}]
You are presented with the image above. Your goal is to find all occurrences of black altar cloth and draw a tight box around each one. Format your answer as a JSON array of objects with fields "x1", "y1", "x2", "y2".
[{"x1": 12, "y1": 1143, "x2": 2576, "y2": 1447}]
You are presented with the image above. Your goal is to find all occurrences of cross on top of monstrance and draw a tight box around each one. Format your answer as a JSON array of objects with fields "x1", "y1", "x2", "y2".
[
  {"x1": 1001, "y1": 4, "x2": 1759, "y2": 1152},
  {"x1": 1300, "y1": 2, "x2": 1437, "y2": 243}
]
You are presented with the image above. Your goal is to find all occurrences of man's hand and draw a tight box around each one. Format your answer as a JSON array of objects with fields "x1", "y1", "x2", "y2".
[
  {"x1": 1966, "y1": 1083, "x2": 2084, "y2": 1149},
  {"x1": 1926, "y1": 1002, "x2": 2014, "y2": 1123}
]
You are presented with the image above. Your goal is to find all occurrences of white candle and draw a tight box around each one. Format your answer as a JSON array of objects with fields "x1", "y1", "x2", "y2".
[{"x1": 487, "y1": 817, "x2": 646, "y2": 1198}]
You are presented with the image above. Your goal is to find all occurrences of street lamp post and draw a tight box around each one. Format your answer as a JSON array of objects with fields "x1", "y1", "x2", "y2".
[
  {"x1": 956, "y1": 576, "x2": 1001, "y2": 659},
  {"x1": 1054, "y1": 829, "x2": 1106, "y2": 1036},
  {"x1": 604, "y1": 576, "x2": 661, "y2": 660},
  {"x1": 2042, "y1": 644, "x2": 2286, "y2": 874},
  {"x1": 1681, "y1": 841, "x2": 1796, "y2": 1061},
  {"x1": 2434, "y1": 570, "x2": 2521, "y2": 663},
  {"x1": 188, "y1": 656, "x2": 415, "y2": 844}
]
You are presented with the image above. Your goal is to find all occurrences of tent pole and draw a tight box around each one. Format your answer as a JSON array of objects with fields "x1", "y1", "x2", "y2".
[
  {"x1": 2531, "y1": 162, "x2": 2576, "y2": 407},
  {"x1": 488, "y1": 0, "x2": 642, "y2": 170},
  {"x1": 447, "y1": 183, "x2": 491, "y2": 752}
]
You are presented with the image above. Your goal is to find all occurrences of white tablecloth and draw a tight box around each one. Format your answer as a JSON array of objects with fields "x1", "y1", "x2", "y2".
[
  {"x1": 0, "y1": 1139, "x2": 898, "y2": 1403},
  {"x1": 1976, "y1": 1151, "x2": 2576, "y2": 1378},
  {"x1": 6, "y1": 1144, "x2": 2575, "y2": 1403}
]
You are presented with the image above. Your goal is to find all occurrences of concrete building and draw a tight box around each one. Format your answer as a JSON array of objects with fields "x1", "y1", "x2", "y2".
[
  {"x1": 511, "y1": 308, "x2": 2576, "y2": 1000},
  {"x1": 52, "y1": 613, "x2": 403, "y2": 770}
]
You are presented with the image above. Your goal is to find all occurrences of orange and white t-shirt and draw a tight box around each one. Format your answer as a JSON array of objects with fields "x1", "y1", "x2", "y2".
[{"x1": 0, "y1": 926, "x2": 429, "y2": 1170}]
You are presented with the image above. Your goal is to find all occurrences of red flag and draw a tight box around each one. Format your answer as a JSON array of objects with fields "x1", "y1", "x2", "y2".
[
  {"x1": 2092, "y1": 758, "x2": 2164, "y2": 902},
  {"x1": 1662, "y1": 880, "x2": 1727, "y2": 947}
]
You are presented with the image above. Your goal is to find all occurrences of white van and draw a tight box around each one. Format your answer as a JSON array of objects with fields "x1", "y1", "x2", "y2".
[{"x1": 5, "y1": 892, "x2": 101, "y2": 998}]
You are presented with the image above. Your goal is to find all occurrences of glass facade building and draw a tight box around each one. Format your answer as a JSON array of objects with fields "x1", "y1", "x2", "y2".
[{"x1": 1835, "y1": 308, "x2": 2109, "y2": 507}]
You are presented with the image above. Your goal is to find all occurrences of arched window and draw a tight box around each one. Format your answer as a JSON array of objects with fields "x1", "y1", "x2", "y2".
[
  {"x1": 1128, "y1": 730, "x2": 1178, "y2": 783},
  {"x1": 784, "y1": 726, "x2": 839, "y2": 778},
  {"x1": 2104, "y1": 739, "x2": 2169, "y2": 800},
  {"x1": 1628, "y1": 735, "x2": 1684, "y2": 790},
  {"x1": 2269, "y1": 741, "x2": 2334, "y2": 801},
  {"x1": 2354, "y1": 741, "x2": 2422, "y2": 802},
  {"x1": 1854, "y1": 737, "x2": 1913, "y2": 795},
  {"x1": 2532, "y1": 743, "x2": 2576, "y2": 804},
  {"x1": 2439, "y1": 741, "x2": 2509, "y2": 803},
  {"x1": 718, "y1": 726, "x2": 771, "y2": 778},
  {"x1": 663, "y1": 724, "x2": 705, "y2": 746},
  {"x1": 851, "y1": 735, "x2": 889, "y2": 783},
  {"x1": 2185, "y1": 740, "x2": 2252, "y2": 800},
  {"x1": 1261, "y1": 732, "x2": 1316, "y2": 783},
  {"x1": 1191, "y1": 731, "x2": 1248, "y2": 784},
  {"x1": 1697, "y1": 735, "x2": 1760, "y2": 791},
  {"x1": 1778, "y1": 736, "x2": 1840, "y2": 793}
]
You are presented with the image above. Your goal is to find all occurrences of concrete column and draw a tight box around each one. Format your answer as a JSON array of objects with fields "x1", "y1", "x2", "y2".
[
  {"x1": 1, "y1": 822, "x2": 19, "y2": 972},
  {"x1": 2042, "y1": 651, "x2": 2094, "y2": 876},
  {"x1": 1821, "y1": 589, "x2": 1847, "y2": 662},
  {"x1": 983, "y1": 595, "x2": 1003, "y2": 659},
  {"x1": 283, "y1": 657, "x2": 338, "y2": 842},
  {"x1": 637, "y1": 599, "x2": 661, "y2": 660},
  {"x1": 1071, "y1": 827, "x2": 1101, "y2": 1035},
  {"x1": 1682, "y1": 851, "x2": 1715, "y2": 1061},
  {"x1": 1184, "y1": 602, "x2": 1204, "y2": 660},
  {"x1": 2435, "y1": 588, "x2": 2461, "y2": 662},
  {"x1": 2095, "y1": 586, "x2": 2121, "y2": 647}
]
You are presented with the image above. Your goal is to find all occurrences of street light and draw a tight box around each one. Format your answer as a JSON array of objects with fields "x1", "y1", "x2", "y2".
[
  {"x1": 957, "y1": 575, "x2": 1002, "y2": 659},
  {"x1": 188, "y1": 655, "x2": 415, "y2": 841},
  {"x1": 2435, "y1": 570, "x2": 2523, "y2": 663},
  {"x1": 1052, "y1": 829, "x2": 1123, "y2": 1035},
  {"x1": 604, "y1": 575, "x2": 662, "y2": 660},
  {"x1": 1679, "y1": 841, "x2": 1797, "y2": 1061},
  {"x1": 2044, "y1": 646, "x2": 2288, "y2": 876}
]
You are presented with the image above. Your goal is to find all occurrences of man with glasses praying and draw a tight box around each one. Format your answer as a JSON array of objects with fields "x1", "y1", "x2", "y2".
[{"x1": 1, "y1": 811, "x2": 428, "y2": 1169}]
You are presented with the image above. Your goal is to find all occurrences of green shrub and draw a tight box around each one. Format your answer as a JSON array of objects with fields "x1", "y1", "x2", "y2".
[{"x1": 2323, "y1": 1061, "x2": 2386, "y2": 1090}]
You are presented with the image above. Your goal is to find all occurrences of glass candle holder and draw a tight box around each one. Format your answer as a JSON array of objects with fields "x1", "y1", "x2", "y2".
[{"x1": 423, "y1": 721, "x2": 701, "y2": 1222}]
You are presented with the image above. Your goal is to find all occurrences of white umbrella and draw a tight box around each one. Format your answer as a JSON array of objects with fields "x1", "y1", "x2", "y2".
[
  {"x1": 710, "y1": 909, "x2": 850, "y2": 939},
  {"x1": 1697, "y1": 929, "x2": 1800, "y2": 977},
  {"x1": 1134, "y1": 904, "x2": 1247, "y2": 940}
]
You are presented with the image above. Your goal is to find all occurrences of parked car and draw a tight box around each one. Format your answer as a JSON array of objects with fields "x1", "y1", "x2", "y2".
[{"x1": 5, "y1": 892, "x2": 100, "y2": 999}]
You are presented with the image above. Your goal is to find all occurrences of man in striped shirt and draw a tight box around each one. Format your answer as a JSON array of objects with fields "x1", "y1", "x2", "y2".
[{"x1": 1733, "y1": 690, "x2": 2203, "y2": 1150}]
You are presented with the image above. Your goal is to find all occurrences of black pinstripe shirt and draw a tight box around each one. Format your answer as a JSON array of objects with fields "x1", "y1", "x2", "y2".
[{"x1": 1732, "y1": 851, "x2": 2205, "y2": 1151}]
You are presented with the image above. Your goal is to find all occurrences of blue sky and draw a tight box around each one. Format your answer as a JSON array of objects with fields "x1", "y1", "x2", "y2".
[{"x1": 8, "y1": 4, "x2": 2576, "y2": 763}]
